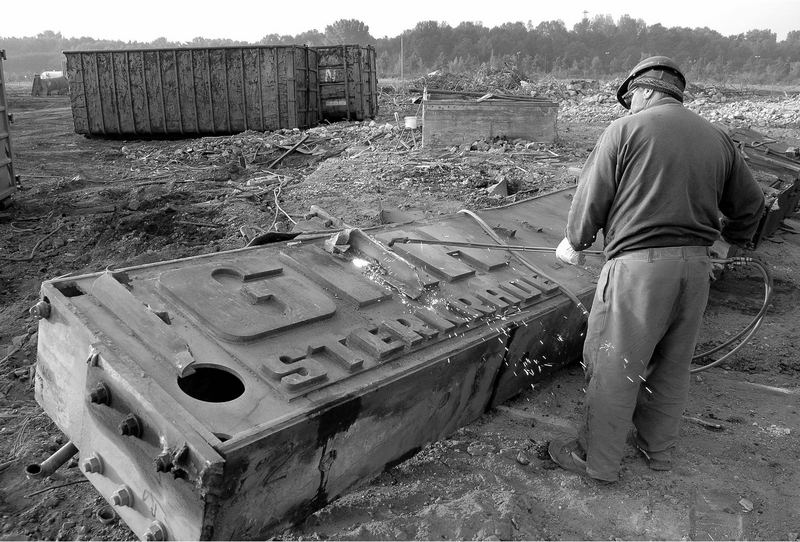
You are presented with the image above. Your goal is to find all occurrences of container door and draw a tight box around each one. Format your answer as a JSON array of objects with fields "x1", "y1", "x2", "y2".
[{"x1": 0, "y1": 50, "x2": 17, "y2": 205}]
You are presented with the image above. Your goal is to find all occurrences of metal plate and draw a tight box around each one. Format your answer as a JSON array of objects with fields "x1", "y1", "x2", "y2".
[{"x1": 34, "y1": 187, "x2": 598, "y2": 539}]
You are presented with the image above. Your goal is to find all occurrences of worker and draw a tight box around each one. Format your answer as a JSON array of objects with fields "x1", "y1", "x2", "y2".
[{"x1": 549, "y1": 56, "x2": 765, "y2": 482}]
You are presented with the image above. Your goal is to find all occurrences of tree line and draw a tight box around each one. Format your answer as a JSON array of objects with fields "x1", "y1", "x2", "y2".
[{"x1": 2, "y1": 16, "x2": 799, "y2": 84}]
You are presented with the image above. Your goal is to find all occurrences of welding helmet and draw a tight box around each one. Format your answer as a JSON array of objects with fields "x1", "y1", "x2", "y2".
[{"x1": 617, "y1": 55, "x2": 686, "y2": 109}]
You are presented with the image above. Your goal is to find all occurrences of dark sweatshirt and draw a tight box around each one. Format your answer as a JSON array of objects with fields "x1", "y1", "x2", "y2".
[{"x1": 566, "y1": 96, "x2": 765, "y2": 258}]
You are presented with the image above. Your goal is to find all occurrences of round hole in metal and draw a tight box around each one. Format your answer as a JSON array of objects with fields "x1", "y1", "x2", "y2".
[{"x1": 178, "y1": 366, "x2": 244, "y2": 402}]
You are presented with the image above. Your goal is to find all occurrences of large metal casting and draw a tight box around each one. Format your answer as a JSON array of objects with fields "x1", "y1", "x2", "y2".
[{"x1": 32, "y1": 188, "x2": 598, "y2": 539}]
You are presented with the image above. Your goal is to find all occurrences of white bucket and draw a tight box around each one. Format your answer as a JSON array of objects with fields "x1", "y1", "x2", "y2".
[{"x1": 404, "y1": 116, "x2": 418, "y2": 129}]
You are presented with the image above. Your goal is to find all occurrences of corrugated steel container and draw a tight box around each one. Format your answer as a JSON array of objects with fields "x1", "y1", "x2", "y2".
[
  {"x1": 64, "y1": 46, "x2": 320, "y2": 136},
  {"x1": 314, "y1": 45, "x2": 377, "y2": 121},
  {"x1": 0, "y1": 50, "x2": 17, "y2": 204}
]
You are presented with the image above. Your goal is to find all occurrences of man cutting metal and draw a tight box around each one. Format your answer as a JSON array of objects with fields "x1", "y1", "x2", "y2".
[{"x1": 549, "y1": 56, "x2": 765, "y2": 482}]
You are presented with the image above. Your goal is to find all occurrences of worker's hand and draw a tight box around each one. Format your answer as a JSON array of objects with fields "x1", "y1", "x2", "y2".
[
  {"x1": 709, "y1": 240, "x2": 731, "y2": 280},
  {"x1": 555, "y1": 237, "x2": 585, "y2": 266}
]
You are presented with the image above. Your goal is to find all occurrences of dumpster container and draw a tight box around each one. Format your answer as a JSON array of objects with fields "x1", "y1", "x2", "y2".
[
  {"x1": 65, "y1": 45, "x2": 320, "y2": 136},
  {"x1": 314, "y1": 45, "x2": 377, "y2": 121},
  {"x1": 0, "y1": 50, "x2": 17, "y2": 205}
]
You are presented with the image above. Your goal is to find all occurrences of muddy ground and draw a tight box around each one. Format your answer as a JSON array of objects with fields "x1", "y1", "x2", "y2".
[{"x1": 0, "y1": 81, "x2": 798, "y2": 541}]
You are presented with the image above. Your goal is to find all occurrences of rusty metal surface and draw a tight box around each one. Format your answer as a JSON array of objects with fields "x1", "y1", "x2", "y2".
[
  {"x1": 64, "y1": 46, "x2": 320, "y2": 136},
  {"x1": 314, "y1": 45, "x2": 378, "y2": 121},
  {"x1": 0, "y1": 50, "x2": 16, "y2": 204},
  {"x1": 34, "y1": 187, "x2": 598, "y2": 539}
]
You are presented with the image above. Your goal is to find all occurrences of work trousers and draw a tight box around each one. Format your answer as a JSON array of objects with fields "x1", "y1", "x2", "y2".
[{"x1": 578, "y1": 246, "x2": 712, "y2": 481}]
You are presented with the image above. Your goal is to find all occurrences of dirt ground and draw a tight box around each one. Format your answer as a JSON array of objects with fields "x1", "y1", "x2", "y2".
[{"x1": 0, "y1": 81, "x2": 798, "y2": 541}]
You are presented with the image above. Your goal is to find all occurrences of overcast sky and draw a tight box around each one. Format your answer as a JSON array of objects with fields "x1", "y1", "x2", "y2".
[{"x1": 4, "y1": 0, "x2": 799, "y2": 42}]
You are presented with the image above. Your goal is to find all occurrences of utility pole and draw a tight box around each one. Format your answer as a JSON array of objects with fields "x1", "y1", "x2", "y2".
[{"x1": 400, "y1": 36, "x2": 404, "y2": 83}]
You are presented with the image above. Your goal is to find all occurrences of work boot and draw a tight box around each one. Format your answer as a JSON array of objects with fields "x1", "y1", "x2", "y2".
[
  {"x1": 637, "y1": 447, "x2": 673, "y2": 471},
  {"x1": 548, "y1": 437, "x2": 616, "y2": 483},
  {"x1": 629, "y1": 430, "x2": 673, "y2": 471}
]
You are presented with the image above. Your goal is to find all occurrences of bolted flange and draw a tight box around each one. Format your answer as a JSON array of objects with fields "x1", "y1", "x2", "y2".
[
  {"x1": 118, "y1": 414, "x2": 142, "y2": 438},
  {"x1": 111, "y1": 485, "x2": 134, "y2": 507},
  {"x1": 88, "y1": 383, "x2": 111, "y2": 405},
  {"x1": 144, "y1": 520, "x2": 168, "y2": 541},
  {"x1": 82, "y1": 454, "x2": 104, "y2": 474},
  {"x1": 30, "y1": 300, "x2": 51, "y2": 320}
]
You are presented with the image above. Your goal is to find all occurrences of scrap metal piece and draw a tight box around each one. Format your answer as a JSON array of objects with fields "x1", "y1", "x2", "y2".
[
  {"x1": 24, "y1": 442, "x2": 79, "y2": 479},
  {"x1": 33, "y1": 187, "x2": 599, "y2": 539},
  {"x1": 724, "y1": 125, "x2": 800, "y2": 245}
]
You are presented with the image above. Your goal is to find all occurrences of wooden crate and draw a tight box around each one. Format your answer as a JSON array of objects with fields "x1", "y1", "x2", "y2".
[
  {"x1": 422, "y1": 97, "x2": 558, "y2": 148},
  {"x1": 64, "y1": 46, "x2": 320, "y2": 136}
]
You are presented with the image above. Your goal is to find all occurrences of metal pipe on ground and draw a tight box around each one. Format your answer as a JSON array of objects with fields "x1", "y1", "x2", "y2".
[
  {"x1": 24, "y1": 441, "x2": 79, "y2": 478},
  {"x1": 387, "y1": 236, "x2": 605, "y2": 256}
]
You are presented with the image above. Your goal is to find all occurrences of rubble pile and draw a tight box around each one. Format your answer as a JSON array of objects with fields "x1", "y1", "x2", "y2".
[
  {"x1": 118, "y1": 122, "x2": 420, "y2": 176},
  {"x1": 687, "y1": 94, "x2": 800, "y2": 128},
  {"x1": 414, "y1": 67, "x2": 525, "y2": 93},
  {"x1": 548, "y1": 80, "x2": 800, "y2": 127},
  {"x1": 407, "y1": 65, "x2": 800, "y2": 130},
  {"x1": 101, "y1": 78, "x2": 797, "y2": 244}
]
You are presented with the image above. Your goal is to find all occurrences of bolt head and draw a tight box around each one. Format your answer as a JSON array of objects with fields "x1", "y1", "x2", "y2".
[
  {"x1": 144, "y1": 521, "x2": 167, "y2": 541},
  {"x1": 83, "y1": 455, "x2": 103, "y2": 474},
  {"x1": 89, "y1": 383, "x2": 110, "y2": 405},
  {"x1": 118, "y1": 414, "x2": 141, "y2": 438},
  {"x1": 144, "y1": 521, "x2": 167, "y2": 540},
  {"x1": 154, "y1": 452, "x2": 173, "y2": 473},
  {"x1": 111, "y1": 486, "x2": 133, "y2": 507},
  {"x1": 30, "y1": 300, "x2": 51, "y2": 320}
]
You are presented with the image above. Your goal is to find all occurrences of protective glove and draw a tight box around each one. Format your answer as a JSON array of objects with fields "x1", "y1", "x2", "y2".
[
  {"x1": 555, "y1": 237, "x2": 585, "y2": 266},
  {"x1": 709, "y1": 239, "x2": 732, "y2": 280}
]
